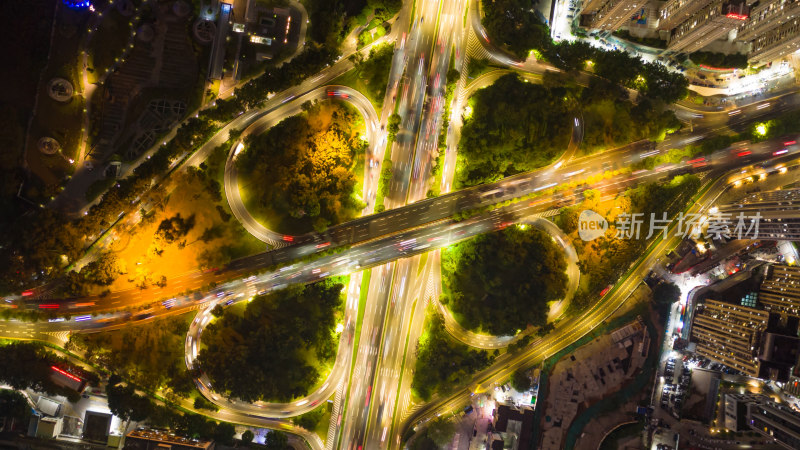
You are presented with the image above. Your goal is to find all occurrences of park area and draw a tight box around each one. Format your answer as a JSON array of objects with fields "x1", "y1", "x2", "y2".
[
  {"x1": 236, "y1": 100, "x2": 368, "y2": 234},
  {"x1": 553, "y1": 174, "x2": 701, "y2": 312},
  {"x1": 102, "y1": 163, "x2": 263, "y2": 293},
  {"x1": 440, "y1": 226, "x2": 569, "y2": 336},
  {"x1": 67, "y1": 312, "x2": 196, "y2": 401},
  {"x1": 197, "y1": 278, "x2": 347, "y2": 403}
]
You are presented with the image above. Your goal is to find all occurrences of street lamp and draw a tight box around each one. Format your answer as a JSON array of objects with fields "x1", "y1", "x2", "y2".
[{"x1": 755, "y1": 123, "x2": 768, "y2": 136}]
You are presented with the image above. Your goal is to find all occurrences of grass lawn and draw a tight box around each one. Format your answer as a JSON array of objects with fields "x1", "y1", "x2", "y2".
[
  {"x1": 332, "y1": 68, "x2": 382, "y2": 112},
  {"x1": 358, "y1": 21, "x2": 387, "y2": 48},
  {"x1": 26, "y1": 94, "x2": 83, "y2": 184},
  {"x1": 466, "y1": 58, "x2": 503, "y2": 80},
  {"x1": 88, "y1": 8, "x2": 134, "y2": 77},
  {"x1": 105, "y1": 169, "x2": 264, "y2": 293},
  {"x1": 351, "y1": 270, "x2": 372, "y2": 369},
  {"x1": 25, "y1": 6, "x2": 87, "y2": 187}
]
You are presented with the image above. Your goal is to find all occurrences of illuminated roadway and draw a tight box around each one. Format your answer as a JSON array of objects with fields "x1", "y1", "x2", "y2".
[
  {"x1": 223, "y1": 85, "x2": 380, "y2": 245},
  {"x1": 395, "y1": 162, "x2": 785, "y2": 442},
  {"x1": 338, "y1": 0, "x2": 454, "y2": 447},
  {"x1": 432, "y1": 216, "x2": 581, "y2": 350},
  {"x1": 8, "y1": 5, "x2": 800, "y2": 449},
  {"x1": 3, "y1": 135, "x2": 800, "y2": 449}
]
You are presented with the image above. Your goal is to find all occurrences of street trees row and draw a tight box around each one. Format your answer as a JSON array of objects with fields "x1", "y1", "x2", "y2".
[
  {"x1": 237, "y1": 100, "x2": 367, "y2": 233},
  {"x1": 105, "y1": 376, "x2": 255, "y2": 447},
  {"x1": 689, "y1": 51, "x2": 748, "y2": 69},
  {"x1": 547, "y1": 44, "x2": 689, "y2": 104},
  {"x1": 441, "y1": 226, "x2": 568, "y2": 336},
  {"x1": 457, "y1": 73, "x2": 572, "y2": 187},
  {"x1": 197, "y1": 278, "x2": 344, "y2": 402}
]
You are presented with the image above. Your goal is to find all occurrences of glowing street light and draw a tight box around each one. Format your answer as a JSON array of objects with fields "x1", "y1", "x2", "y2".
[{"x1": 755, "y1": 123, "x2": 768, "y2": 136}]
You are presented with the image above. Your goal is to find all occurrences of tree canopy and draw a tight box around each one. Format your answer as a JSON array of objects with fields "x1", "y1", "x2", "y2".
[
  {"x1": 237, "y1": 100, "x2": 367, "y2": 233},
  {"x1": 510, "y1": 369, "x2": 530, "y2": 392},
  {"x1": 441, "y1": 226, "x2": 568, "y2": 335},
  {"x1": 546, "y1": 43, "x2": 689, "y2": 104},
  {"x1": 197, "y1": 279, "x2": 344, "y2": 402},
  {"x1": 653, "y1": 282, "x2": 681, "y2": 304},
  {"x1": 690, "y1": 51, "x2": 748, "y2": 69},
  {"x1": 482, "y1": 0, "x2": 551, "y2": 60},
  {"x1": 0, "y1": 389, "x2": 31, "y2": 424},
  {"x1": 457, "y1": 73, "x2": 571, "y2": 186},
  {"x1": 581, "y1": 88, "x2": 681, "y2": 152},
  {"x1": 105, "y1": 376, "x2": 240, "y2": 442},
  {"x1": 356, "y1": 43, "x2": 394, "y2": 103},
  {"x1": 412, "y1": 315, "x2": 493, "y2": 401},
  {"x1": 0, "y1": 342, "x2": 95, "y2": 403}
]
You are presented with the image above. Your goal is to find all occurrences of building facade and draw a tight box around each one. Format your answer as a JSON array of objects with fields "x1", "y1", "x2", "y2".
[
  {"x1": 718, "y1": 188, "x2": 800, "y2": 241},
  {"x1": 759, "y1": 265, "x2": 800, "y2": 317},
  {"x1": 736, "y1": 0, "x2": 800, "y2": 41},
  {"x1": 725, "y1": 393, "x2": 764, "y2": 431},
  {"x1": 690, "y1": 298, "x2": 768, "y2": 377},
  {"x1": 587, "y1": 0, "x2": 648, "y2": 31},
  {"x1": 749, "y1": 17, "x2": 800, "y2": 65},
  {"x1": 667, "y1": 1, "x2": 750, "y2": 53},
  {"x1": 658, "y1": 0, "x2": 715, "y2": 31},
  {"x1": 748, "y1": 399, "x2": 800, "y2": 449}
]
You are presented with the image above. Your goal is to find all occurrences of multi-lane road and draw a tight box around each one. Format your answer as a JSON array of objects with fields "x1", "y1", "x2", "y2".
[{"x1": 8, "y1": 2, "x2": 800, "y2": 449}]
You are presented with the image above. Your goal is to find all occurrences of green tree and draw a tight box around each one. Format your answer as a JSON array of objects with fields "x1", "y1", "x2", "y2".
[
  {"x1": 213, "y1": 422, "x2": 236, "y2": 446},
  {"x1": 193, "y1": 395, "x2": 219, "y2": 412},
  {"x1": 236, "y1": 102, "x2": 365, "y2": 233},
  {"x1": 378, "y1": 161, "x2": 393, "y2": 198},
  {"x1": 197, "y1": 279, "x2": 344, "y2": 402},
  {"x1": 107, "y1": 383, "x2": 152, "y2": 422},
  {"x1": 210, "y1": 304, "x2": 224, "y2": 318},
  {"x1": 412, "y1": 315, "x2": 493, "y2": 401},
  {"x1": 358, "y1": 43, "x2": 394, "y2": 102},
  {"x1": 0, "y1": 389, "x2": 31, "y2": 424},
  {"x1": 593, "y1": 49, "x2": 642, "y2": 86},
  {"x1": 264, "y1": 430, "x2": 291, "y2": 450},
  {"x1": 156, "y1": 213, "x2": 196, "y2": 244},
  {"x1": 653, "y1": 282, "x2": 681, "y2": 304},
  {"x1": 292, "y1": 406, "x2": 325, "y2": 430},
  {"x1": 510, "y1": 369, "x2": 530, "y2": 392},
  {"x1": 482, "y1": 0, "x2": 551, "y2": 60},
  {"x1": 427, "y1": 417, "x2": 457, "y2": 446},
  {"x1": 457, "y1": 73, "x2": 571, "y2": 186},
  {"x1": 556, "y1": 207, "x2": 579, "y2": 234},
  {"x1": 387, "y1": 113, "x2": 401, "y2": 140},
  {"x1": 441, "y1": 226, "x2": 568, "y2": 335},
  {"x1": 546, "y1": 40, "x2": 596, "y2": 72}
]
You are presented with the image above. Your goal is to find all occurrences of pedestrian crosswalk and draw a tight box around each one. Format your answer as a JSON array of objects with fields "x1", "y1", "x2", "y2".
[
  {"x1": 42, "y1": 330, "x2": 71, "y2": 345},
  {"x1": 325, "y1": 383, "x2": 344, "y2": 450}
]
